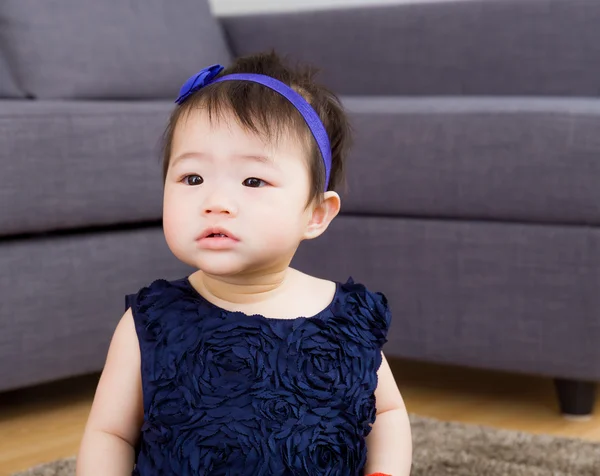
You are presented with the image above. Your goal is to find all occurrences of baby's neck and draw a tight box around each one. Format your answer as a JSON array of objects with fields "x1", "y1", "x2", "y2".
[{"x1": 189, "y1": 268, "x2": 295, "y2": 306}]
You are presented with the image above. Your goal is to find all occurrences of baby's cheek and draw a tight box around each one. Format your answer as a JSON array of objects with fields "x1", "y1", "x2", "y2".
[
  {"x1": 162, "y1": 212, "x2": 198, "y2": 267},
  {"x1": 162, "y1": 206, "x2": 187, "y2": 247},
  {"x1": 260, "y1": 216, "x2": 303, "y2": 249}
]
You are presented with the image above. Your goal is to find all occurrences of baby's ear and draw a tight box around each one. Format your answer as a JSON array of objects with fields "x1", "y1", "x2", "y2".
[{"x1": 302, "y1": 191, "x2": 341, "y2": 240}]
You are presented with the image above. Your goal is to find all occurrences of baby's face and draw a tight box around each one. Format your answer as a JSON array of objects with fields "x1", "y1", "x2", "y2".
[{"x1": 163, "y1": 109, "x2": 315, "y2": 277}]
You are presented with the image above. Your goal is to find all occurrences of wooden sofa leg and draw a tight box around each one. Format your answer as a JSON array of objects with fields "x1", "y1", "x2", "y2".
[{"x1": 553, "y1": 378, "x2": 596, "y2": 419}]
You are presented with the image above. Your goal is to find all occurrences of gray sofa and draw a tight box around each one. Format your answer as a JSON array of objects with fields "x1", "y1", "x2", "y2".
[{"x1": 1, "y1": 0, "x2": 598, "y2": 416}]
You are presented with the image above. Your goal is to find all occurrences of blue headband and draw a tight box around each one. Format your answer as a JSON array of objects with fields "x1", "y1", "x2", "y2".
[{"x1": 175, "y1": 64, "x2": 332, "y2": 191}]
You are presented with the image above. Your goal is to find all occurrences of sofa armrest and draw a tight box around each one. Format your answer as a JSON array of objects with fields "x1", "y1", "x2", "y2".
[{"x1": 220, "y1": 0, "x2": 600, "y2": 96}]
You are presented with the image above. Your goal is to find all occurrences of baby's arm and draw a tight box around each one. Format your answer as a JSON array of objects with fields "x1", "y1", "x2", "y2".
[
  {"x1": 77, "y1": 309, "x2": 144, "y2": 475},
  {"x1": 364, "y1": 352, "x2": 413, "y2": 476}
]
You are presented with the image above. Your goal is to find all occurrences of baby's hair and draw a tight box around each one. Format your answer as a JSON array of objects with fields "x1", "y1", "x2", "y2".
[{"x1": 161, "y1": 50, "x2": 352, "y2": 205}]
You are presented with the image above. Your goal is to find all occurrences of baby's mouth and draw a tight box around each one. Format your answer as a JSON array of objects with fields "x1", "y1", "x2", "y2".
[{"x1": 198, "y1": 227, "x2": 238, "y2": 242}]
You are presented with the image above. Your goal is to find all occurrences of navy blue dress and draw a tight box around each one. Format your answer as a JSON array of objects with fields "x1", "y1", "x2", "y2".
[{"x1": 126, "y1": 276, "x2": 391, "y2": 476}]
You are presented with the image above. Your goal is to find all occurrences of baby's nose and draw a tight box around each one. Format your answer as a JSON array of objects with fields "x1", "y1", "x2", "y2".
[
  {"x1": 204, "y1": 204, "x2": 231, "y2": 214},
  {"x1": 201, "y1": 184, "x2": 238, "y2": 216},
  {"x1": 203, "y1": 194, "x2": 236, "y2": 215}
]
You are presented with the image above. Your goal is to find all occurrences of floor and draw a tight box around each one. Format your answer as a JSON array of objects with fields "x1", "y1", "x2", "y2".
[{"x1": 1, "y1": 358, "x2": 599, "y2": 474}]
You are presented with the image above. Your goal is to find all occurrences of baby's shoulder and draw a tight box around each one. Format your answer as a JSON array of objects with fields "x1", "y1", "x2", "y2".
[
  {"x1": 295, "y1": 269, "x2": 391, "y2": 329},
  {"x1": 296, "y1": 271, "x2": 337, "y2": 301},
  {"x1": 124, "y1": 276, "x2": 190, "y2": 316}
]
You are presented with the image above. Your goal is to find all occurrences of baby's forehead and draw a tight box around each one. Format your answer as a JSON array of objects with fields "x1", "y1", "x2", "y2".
[{"x1": 175, "y1": 107, "x2": 311, "y2": 157}]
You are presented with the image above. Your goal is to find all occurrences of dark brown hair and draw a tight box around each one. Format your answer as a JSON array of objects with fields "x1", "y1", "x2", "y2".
[{"x1": 161, "y1": 51, "x2": 351, "y2": 205}]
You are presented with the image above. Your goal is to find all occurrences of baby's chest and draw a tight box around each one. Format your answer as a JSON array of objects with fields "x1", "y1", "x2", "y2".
[{"x1": 144, "y1": 318, "x2": 380, "y2": 412}]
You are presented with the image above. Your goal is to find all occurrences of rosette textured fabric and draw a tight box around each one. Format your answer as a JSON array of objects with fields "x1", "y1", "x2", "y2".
[{"x1": 127, "y1": 277, "x2": 391, "y2": 475}]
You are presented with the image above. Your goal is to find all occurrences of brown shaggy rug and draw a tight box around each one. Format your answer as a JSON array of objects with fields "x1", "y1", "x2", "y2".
[{"x1": 11, "y1": 414, "x2": 600, "y2": 475}]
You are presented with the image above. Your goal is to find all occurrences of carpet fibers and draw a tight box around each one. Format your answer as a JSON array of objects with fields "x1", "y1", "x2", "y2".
[{"x1": 12, "y1": 414, "x2": 600, "y2": 475}]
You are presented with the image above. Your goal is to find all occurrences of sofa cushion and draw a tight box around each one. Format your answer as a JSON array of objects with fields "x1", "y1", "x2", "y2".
[
  {"x1": 0, "y1": 227, "x2": 192, "y2": 391},
  {"x1": 0, "y1": 0, "x2": 231, "y2": 99},
  {"x1": 0, "y1": 49, "x2": 23, "y2": 98},
  {"x1": 223, "y1": 0, "x2": 600, "y2": 97},
  {"x1": 294, "y1": 215, "x2": 600, "y2": 381},
  {"x1": 0, "y1": 101, "x2": 173, "y2": 237},
  {"x1": 3, "y1": 97, "x2": 600, "y2": 238},
  {"x1": 340, "y1": 97, "x2": 600, "y2": 226}
]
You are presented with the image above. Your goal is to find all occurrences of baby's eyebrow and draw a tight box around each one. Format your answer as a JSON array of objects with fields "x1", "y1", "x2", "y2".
[
  {"x1": 171, "y1": 152, "x2": 276, "y2": 167},
  {"x1": 170, "y1": 152, "x2": 205, "y2": 167},
  {"x1": 234, "y1": 154, "x2": 276, "y2": 166}
]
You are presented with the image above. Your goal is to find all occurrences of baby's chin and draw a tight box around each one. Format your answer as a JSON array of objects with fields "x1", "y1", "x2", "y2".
[
  {"x1": 188, "y1": 255, "x2": 261, "y2": 278},
  {"x1": 195, "y1": 256, "x2": 294, "y2": 282},
  {"x1": 170, "y1": 242, "x2": 292, "y2": 278}
]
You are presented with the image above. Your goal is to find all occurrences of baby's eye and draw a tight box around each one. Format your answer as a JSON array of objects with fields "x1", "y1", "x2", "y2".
[
  {"x1": 182, "y1": 175, "x2": 203, "y2": 186},
  {"x1": 243, "y1": 177, "x2": 266, "y2": 188}
]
